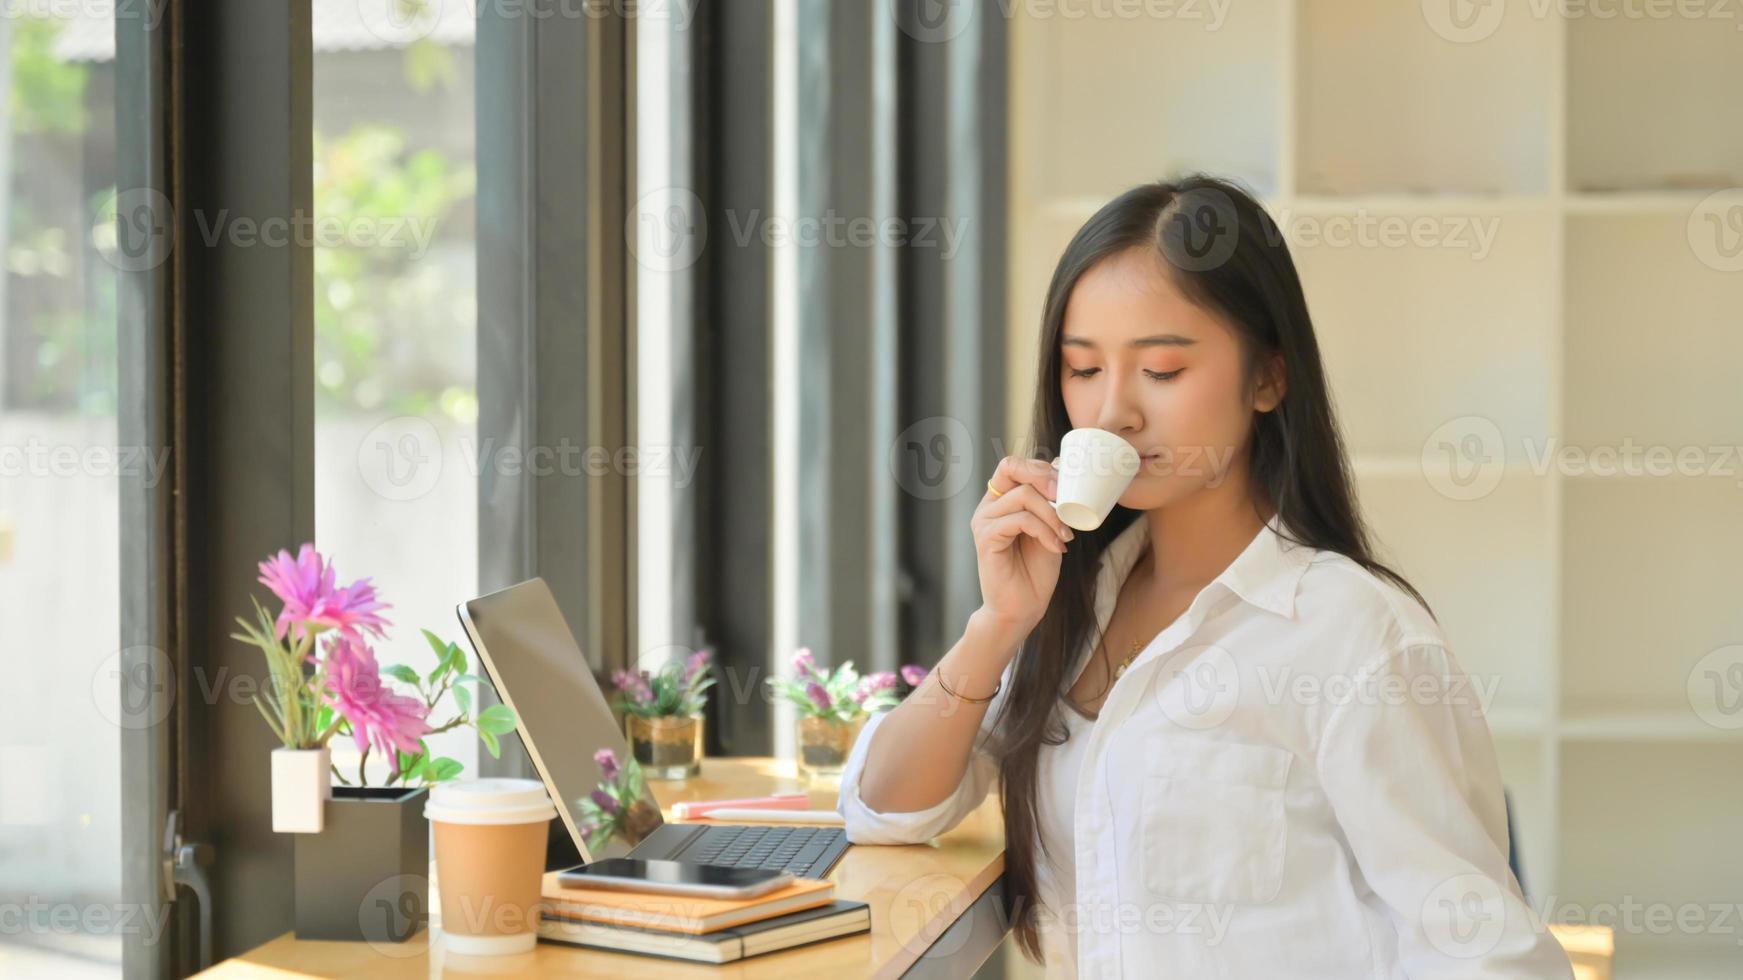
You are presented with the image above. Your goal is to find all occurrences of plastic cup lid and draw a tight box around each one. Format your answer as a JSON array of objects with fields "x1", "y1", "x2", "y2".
[{"x1": 424, "y1": 778, "x2": 559, "y2": 825}]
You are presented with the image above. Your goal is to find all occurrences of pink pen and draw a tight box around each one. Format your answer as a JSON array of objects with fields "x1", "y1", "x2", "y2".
[{"x1": 670, "y1": 793, "x2": 811, "y2": 820}]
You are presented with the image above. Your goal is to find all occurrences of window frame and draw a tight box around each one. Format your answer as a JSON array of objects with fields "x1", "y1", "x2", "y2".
[{"x1": 112, "y1": 1, "x2": 637, "y2": 971}]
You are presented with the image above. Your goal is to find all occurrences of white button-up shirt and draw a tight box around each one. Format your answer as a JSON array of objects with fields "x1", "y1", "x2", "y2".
[{"x1": 838, "y1": 514, "x2": 1573, "y2": 978}]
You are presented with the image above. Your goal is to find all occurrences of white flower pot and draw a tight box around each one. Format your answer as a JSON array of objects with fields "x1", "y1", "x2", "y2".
[{"x1": 271, "y1": 747, "x2": 331, "y2": 833}]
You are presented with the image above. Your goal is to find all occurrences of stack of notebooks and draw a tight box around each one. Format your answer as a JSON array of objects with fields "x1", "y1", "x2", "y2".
[{"x1": 536, "y1": 871, "x2": 871, "y2": 964}]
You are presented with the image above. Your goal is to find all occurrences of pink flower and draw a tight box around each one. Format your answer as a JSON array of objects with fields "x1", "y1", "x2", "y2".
[
  {"x1": 792, "y1": 647, "x2": 816, "y2": 677},
  {"x1": 257, "y1": 544, "x2": 390, "y2": 643},
  {"x1": 321, "y1": 635, "x2": 430, "y2": 758},
  {"x1": 805, "y1": 681, "x2": 832, "y2": 713},
  {"x1": 681, "y1": 648, "x2": 713, "y2": 684},
  {"x1": 594, "y1": 747, "x2": 620, "y2": 782},
  {"x1": 900, "y1": 664, "x2": 928, "y2": 688},
  {"x1": 862, "y1": 672, "x2": 897, "y2": 695},
  {"x1": 612, "y1": 669, "x2": 653, "y2": 705}
]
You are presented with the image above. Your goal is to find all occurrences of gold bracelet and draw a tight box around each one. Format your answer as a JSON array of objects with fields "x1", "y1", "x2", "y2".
[{"x1": 934, "y1": 669, "x2": 1001, "y2": 704}]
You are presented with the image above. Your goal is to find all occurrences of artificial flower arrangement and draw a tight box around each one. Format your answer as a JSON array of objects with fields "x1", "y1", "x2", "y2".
[
  {"x1": 611, "y1": 648, "x2": 716, "y2": 719},
  {"x1": 574, "y1": 747, "x2": 662, "y2": 853},
  {"x1": 767, "y1": 646, "x2": 928, "y2": 721},
  {"x1": 767, "y1": 647, "x2": 929, "y2": 782},
  {"x1": 610, "y1": 648, "x2": 716, "y2": 779},
  {"x1": 232, "y1": 544, "x2": 518, "y2": 832}
]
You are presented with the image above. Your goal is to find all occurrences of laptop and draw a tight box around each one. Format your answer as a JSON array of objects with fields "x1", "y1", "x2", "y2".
[{"x1": 456, "y1": 578, "x2": 851, "y2": 880}]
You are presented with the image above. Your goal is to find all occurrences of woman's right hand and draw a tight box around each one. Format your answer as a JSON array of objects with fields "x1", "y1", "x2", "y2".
[{"x1": 972, "y1": 455, "x2": 1074, "y2": 642}]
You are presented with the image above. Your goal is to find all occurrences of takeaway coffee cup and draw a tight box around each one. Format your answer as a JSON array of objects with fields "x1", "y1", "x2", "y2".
[
  {"x1": 425, "y1": 778, "x2": 558, "y2": 956},
  {"x1": 1052, "y1": 428, "x2": 1140, "y2": 531}
]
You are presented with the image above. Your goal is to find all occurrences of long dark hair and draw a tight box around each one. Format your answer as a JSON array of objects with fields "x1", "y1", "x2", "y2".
[{"x1": 993, "y1": 174, "x2": 1433, "y2": 962}]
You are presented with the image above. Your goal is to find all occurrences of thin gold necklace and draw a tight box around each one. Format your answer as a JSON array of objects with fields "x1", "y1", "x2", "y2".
[
  {"x1": 1114, "y1": 638, "x2": 1144, "y2": 679},
  {"x1": 1113, "y1": 554, "x2": 1157, "y2": 680}
]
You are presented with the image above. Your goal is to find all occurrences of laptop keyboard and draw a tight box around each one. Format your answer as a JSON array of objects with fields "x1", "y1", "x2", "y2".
[{"x1": 686, "y1": 824, "x2": 848, "y2": 879}]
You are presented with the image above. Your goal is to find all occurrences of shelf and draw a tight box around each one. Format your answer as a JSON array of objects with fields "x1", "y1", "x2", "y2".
[
  {"x1": 1351, "y1": 456, "x2": 1547, "y2": 483},
  {"x1": 1565, "y1": 190, "x2": 1722, "y2": 215},
  {"x1": 1295, "y1": 0, "x2": 1554, "y2": 195},
  {"x1": 1564, "y1": 213, "x2": 1743, "y2": 448},
  {"x1": 1283, "y1": 194, "x2": 1552, "y2": 216},
  {"x1": 1486, "y1": 706, "x2": 1551, "y2": 738},
  {"x1": 1567, "y1": 13, "x2": 1743, "y2": 193},
  {"x1": 1560, "y1": 477, "x2": 1743, "y2": 717},
  {"x1": 1294, "y1": 209, "x2": 1556, "y2": 460},
  {"x1": 1011, "y1": 0, "x2": 1283, "y2": 201},
  {"x1": 1607, "y1": 941, "x2": 1743, "y2": 980},
  {"x1": 1355, "y1": 472, "x2": 1555, "y2": 719},
  {"x1": 1558, "y1": 743, "x2": 1743, "y2": 965},
  {"x1": 1560, "y1": 711, "x2": 1743, "y2": 743}
]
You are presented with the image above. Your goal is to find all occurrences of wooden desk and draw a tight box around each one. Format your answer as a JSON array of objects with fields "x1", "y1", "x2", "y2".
[
  {"x1": 196, "y1": 756, "x2": 1613, "y2": 979},
  {"x1": 195, "y1": 757, "x2": 1009, "y2": 980}
]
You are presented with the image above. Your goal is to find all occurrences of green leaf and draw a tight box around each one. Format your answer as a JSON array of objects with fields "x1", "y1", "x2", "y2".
[
  {"x1": 428, "y1": 757, "x2": 463, "y2": 782},
  {"x1": 453, "y1": 684, "x2": 472, "y2": 716},
  {"x1": 425, "y1": 635, "x2": 462, "y2": 684},
  {"x1": 421, "y1": 628, "x2": 449, "y2": 660},
  {"x1": 251, "y1": 694, "x2": 289, "y2": 746},
  {"x1": 383, "y1": 663, "x2": 421, "y2": 685},
  {"x1": 624, "y1": 758, "x2": 645, "y2": 798},
  {"x1": 475, "y1": 703, "x2": 518, "y2": 735},
  {"x1": 479, "y1": 729, "x2": 501, "y2": 759}
]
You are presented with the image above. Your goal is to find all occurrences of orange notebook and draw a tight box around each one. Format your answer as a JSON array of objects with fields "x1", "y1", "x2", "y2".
[{"x1": 538, "y1": 872, "x2": 836, "y2": 935}]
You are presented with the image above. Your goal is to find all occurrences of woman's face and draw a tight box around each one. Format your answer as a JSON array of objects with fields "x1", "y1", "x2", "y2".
[{"x1": 1058, "y1": 245, "x2": 1284, "y2": 512}]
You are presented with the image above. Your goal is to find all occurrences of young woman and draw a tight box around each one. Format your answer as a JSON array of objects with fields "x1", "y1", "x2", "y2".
[{"x1": 837, "y1": 176, "x2": 1572, "y2": 977}]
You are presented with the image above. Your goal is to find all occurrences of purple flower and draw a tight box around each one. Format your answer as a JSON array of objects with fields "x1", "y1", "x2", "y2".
[
  {"x1": 593, "y1": 747, "x2": 620, "y2": 782},
  {"x1": 590, "y1": 787, "x2": 620, "y2": 816},
  {"x1": 612, "y1": 669, "x2": 653, "y2": 705},
  {"x1": 863, "y1": 672, "x2": 897, "y2": 695},
  {"x1": 681, "y1": 648, "x2": 713, "y2": 684},
  {"x1": 321, "y1": 635, "x2": 430, "y2": 757},
  {"x1": 257, "y1": 544, "x2": 390, "y2": 643},
  {"x1": 792, "y1": 647, "x2": 816, "y2": 677},
  {"x1": 805, "y1": 681, "x2": 832, "y2": 713},
  {"x1": 900, "y1": 664, "x2": 928, "y2": 688}
]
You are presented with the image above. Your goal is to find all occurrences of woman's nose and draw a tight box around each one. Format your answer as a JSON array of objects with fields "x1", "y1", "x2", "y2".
[{"x1": 1094, "y1": 380, "x2": 1144, "y2": 435}]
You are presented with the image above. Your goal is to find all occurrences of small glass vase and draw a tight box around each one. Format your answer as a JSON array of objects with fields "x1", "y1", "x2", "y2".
[
  {"x1": 626, "y1": 713, "x2": 704, "y2": 780},
  {"x1": 796, "y1": 714, "x2": 865, "y2": 787}
]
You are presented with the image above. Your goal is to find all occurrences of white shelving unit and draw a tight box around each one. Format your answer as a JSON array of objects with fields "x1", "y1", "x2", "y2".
[{"x1": 1008, "y1": 5, "x2": 1743, "y2": 977}]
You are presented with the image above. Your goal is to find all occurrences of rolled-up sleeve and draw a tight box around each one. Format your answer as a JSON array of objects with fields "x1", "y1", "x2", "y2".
[
  {"x1": 835, "y1": 661, "x2": 1010, "y2": 845},
  {"x1": 1317, "y1": 641, "x2": 1573, "y2": 979}
]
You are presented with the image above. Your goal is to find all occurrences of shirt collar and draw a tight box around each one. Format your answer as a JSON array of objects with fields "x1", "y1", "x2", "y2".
[{"x1": 1094, "y1": 511, "x2": 1318, "y2": 623}]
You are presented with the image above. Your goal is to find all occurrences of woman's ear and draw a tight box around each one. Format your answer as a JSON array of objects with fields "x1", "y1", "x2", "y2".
[{"x1": 1253, "y1": 353, "x2": 1287, "y2": 413}]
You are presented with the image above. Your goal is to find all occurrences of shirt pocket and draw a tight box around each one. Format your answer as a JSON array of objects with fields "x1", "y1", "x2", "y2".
[{"x1": 1138, "y1": 737, "x2": 1292, "y2": 905}]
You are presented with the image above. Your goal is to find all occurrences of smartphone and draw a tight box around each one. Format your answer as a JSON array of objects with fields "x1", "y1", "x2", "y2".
[{"x1": 555, "y1": 858, "x2": 794, "y2": 899}]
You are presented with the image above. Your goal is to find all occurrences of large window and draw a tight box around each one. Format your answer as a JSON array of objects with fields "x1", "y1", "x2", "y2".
[
  {"x1": 0, "y1": 8, "x2": 123, "y2": 978},
  {"x1": 312, "y1": 3, "x2": 480, "y2": 782}
]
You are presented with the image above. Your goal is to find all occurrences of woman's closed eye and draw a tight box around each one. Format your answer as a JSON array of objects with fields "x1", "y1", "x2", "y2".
[{"x1": 1065, "y1": 367, "x2": 1183, "y2": 381}]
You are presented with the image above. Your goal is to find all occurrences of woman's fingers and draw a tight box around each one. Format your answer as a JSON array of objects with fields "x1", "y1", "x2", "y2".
[
  {"x1": 986, "y1": 455, "x2": 1059, "y2": 500},
  {"x1": 982, "y1": 484, "x2": 1074, "y2": 543},
  {"x1": 982, "y1": 510, "x2": 1068, "y2": 554}
]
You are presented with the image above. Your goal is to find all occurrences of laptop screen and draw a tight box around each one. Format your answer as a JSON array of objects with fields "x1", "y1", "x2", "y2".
[{"x1": 456, "y1": 578, "x2": 665, "y2": 862}]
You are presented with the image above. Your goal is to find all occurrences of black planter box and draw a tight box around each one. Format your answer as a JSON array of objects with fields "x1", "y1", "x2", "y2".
[{"x1": 293, "y1": 785, "x2": 430, "y2": 943}]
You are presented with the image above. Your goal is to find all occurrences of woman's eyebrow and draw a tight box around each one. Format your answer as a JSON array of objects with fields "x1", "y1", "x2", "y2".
[{"x1": 1061, "y1": 333, "x2": 1197, "y2": 349}]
